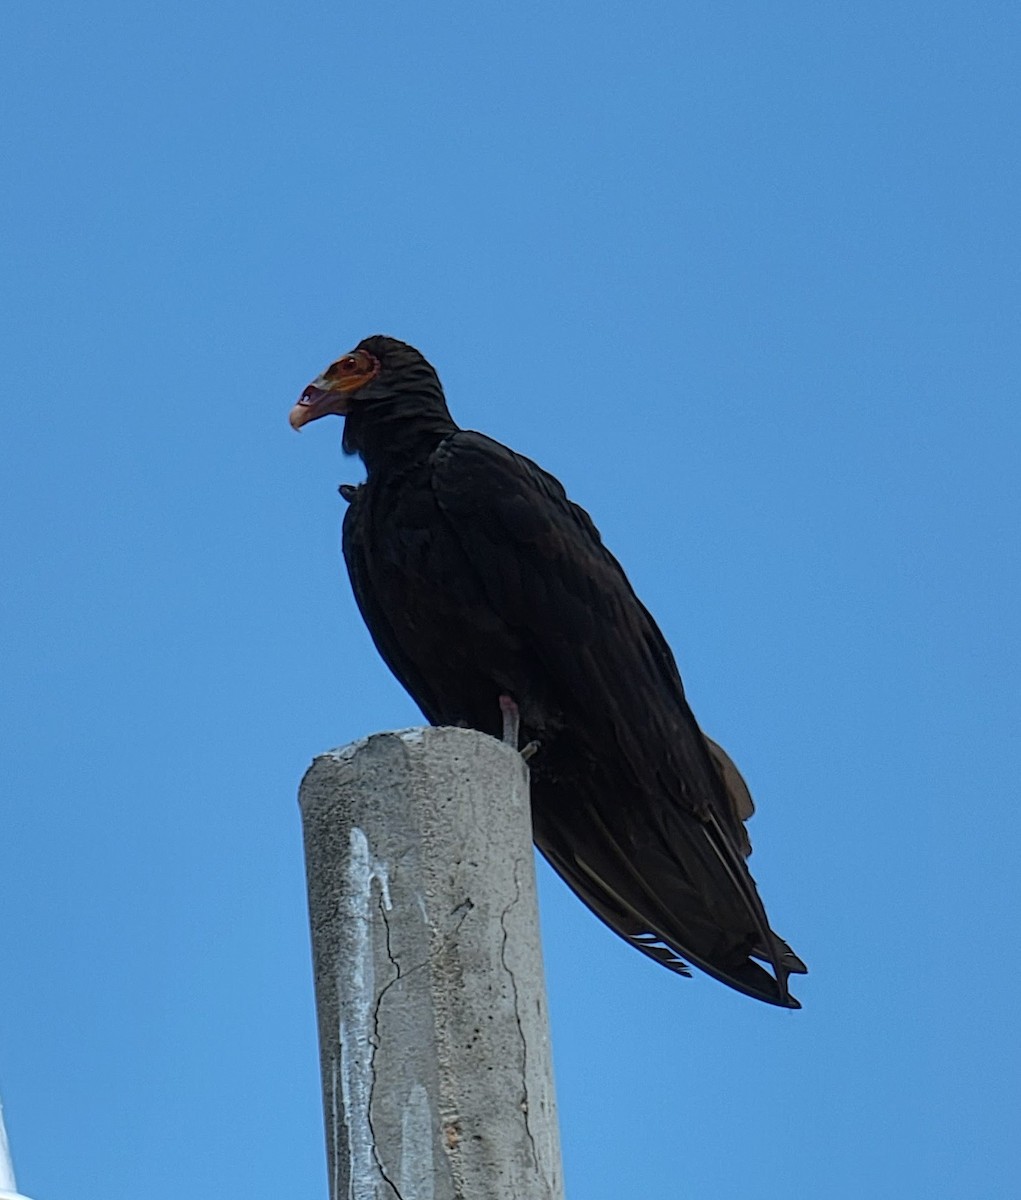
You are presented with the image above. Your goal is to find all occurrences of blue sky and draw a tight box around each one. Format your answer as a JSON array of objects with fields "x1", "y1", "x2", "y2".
[{"x1": 2, "y1": 2, "x2": 1018, "y2": 1197}]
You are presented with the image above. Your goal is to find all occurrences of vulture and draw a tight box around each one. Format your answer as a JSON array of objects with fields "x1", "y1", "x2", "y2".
[{"x1": 290, "y1": 335, "x2": 805, "y2": 1007}]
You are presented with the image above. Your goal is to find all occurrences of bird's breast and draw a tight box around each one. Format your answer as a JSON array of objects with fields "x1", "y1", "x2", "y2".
[{"x1": 348, "y1": 473, "x2": 552, "y2": 738}]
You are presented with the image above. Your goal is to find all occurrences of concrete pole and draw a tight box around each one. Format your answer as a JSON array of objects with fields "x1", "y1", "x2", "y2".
[{"x1": 298, "y1": 726, "x2": 564, "y2": 1200}]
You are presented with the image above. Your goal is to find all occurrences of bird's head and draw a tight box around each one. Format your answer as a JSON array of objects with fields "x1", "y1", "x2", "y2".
[{"x1": 289, "y1": 336, "x2": 441, "y2": 431}]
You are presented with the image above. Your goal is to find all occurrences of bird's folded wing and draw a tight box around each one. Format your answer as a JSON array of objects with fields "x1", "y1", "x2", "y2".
[{"x1": 431, "y1": 432, "x2": 802, "y2": 1005}]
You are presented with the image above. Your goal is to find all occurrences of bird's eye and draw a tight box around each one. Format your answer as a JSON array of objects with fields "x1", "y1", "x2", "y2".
[{"x1": 341, "y1": 356, "x2": 359, "y2": 371}]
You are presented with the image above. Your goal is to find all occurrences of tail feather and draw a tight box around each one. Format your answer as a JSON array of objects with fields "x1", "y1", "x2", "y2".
[{"x1": 532, "y1": 779, "x2": 804, "y2": 1008}]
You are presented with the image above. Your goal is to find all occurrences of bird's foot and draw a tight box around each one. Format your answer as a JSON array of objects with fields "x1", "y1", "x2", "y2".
[
  {"x1": 338, "y1": 483, "x2": 360, "y2": 503},
  {"x1": 499, "y1": 694, "x2": 520, "y2": 748},
  {"x1": 521, "y1": 740, "x2": 541, "y2": 763}
]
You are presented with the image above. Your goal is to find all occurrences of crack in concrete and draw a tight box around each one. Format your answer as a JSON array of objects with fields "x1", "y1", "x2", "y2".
[
  {"x1": 367, "y1": 892, "x2": 404, "y2": 1200},
  {"x1": 499, "y1": 853, "x2": 540, "y2": 1173},
  {"x1": 366, "y1": 893, "x2": 430, "y2": 1200},
  {"x1": 380, "y1": 887, "x2": 402, "y2": 982}
]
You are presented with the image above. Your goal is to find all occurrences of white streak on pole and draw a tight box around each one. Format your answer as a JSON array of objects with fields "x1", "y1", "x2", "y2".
[
  {"x1": 336, "y1": 828, "x2": 392, "y2": 1199},
  {"x1": 299, "y1": 726, "x2": 564, "y2": 1200},
  {"x1": 398, "y1": 1084, "x2": 434, "y2": 1200}
]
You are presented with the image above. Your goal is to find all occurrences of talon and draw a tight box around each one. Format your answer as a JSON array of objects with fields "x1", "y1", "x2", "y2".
[
  {"x1": 339, "y1": 483, "x2": 360, "y2": 502},
  {"x1": 499, "y1": 694, "x2": 520, "y2": 748},
  {"x1": 521, "y1": 740, "x2": 541, "y2": 762}
]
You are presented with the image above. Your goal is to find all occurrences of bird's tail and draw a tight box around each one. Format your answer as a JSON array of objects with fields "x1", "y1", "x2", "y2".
[{"x1": 531, "y1": 749, "x2": 806, "y2": 1007}]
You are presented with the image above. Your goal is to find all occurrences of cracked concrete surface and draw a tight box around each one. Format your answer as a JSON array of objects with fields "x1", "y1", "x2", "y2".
[
  {"x1": 299, "y1": 727, "x2": 564, "y2": 1200},
  {"x1": 499, "y1": 856, "x2": 540, "y2": 1174}
]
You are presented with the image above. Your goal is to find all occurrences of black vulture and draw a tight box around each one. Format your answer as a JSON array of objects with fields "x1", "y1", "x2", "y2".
[{"x1": 290, "y1": 335, "x2": 805, "y2": 1007}]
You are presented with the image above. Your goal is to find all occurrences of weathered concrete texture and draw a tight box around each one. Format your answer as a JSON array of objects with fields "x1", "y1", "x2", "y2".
[{"x1": 299, "y1": 726, "x2": 564, "y2": 1200}]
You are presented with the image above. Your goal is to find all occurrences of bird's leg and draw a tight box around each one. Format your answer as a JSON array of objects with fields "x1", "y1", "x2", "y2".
[
  {"x1": 499, "y1": 694, "x2": 520, "y2": 748},
  {"x1": 499, "y1": 695, "x2": 541, "y2": 762}
]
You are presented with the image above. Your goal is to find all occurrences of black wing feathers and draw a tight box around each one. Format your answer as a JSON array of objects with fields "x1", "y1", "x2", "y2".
[
  {"x1": 430, "y1": 432, "x2": 802, "y2": 1007},
  {"x1": 342, "y1": 492, "x2": 449, "y2": 724}
]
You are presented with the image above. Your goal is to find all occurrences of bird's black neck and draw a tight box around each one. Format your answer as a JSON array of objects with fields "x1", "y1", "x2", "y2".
[{"x1": 344, "y1": 391, "x2": 458, "y2": 476}]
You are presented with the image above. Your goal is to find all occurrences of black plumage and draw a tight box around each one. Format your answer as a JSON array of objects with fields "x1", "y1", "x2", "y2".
[{"x1": 291, "y1": 335, "x2": 805, "y2": 1007}]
